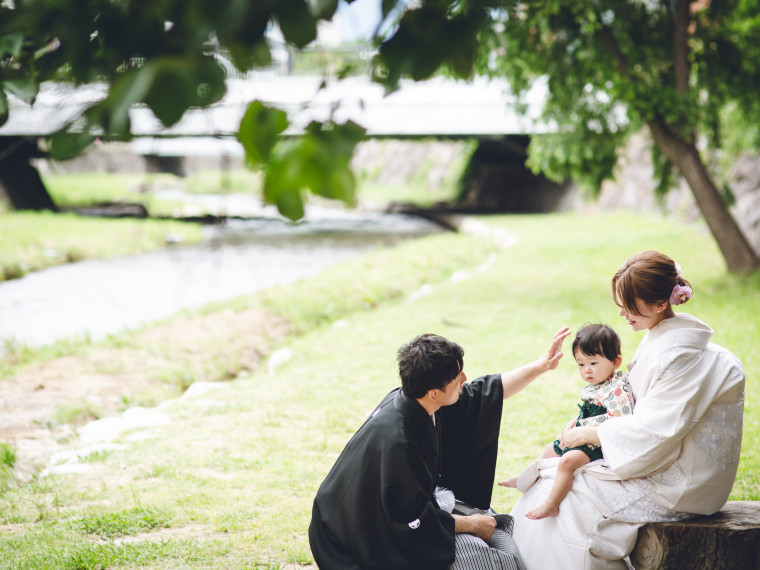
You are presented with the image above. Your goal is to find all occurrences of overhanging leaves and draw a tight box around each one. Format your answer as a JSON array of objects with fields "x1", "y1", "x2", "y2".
[
  {"x1": 238, "y1": 101, "x2": 290, "y2": 166},
  {"x1": 260, "y1": 118, "x2": 366, "y2": 220},
  {"x1": 275, "y1": 0, "x2": 318, "y2": 48}
]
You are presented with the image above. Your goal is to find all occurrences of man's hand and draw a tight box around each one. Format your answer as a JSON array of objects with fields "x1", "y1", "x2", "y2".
[
  {"x1": 453, "y1": 513, "x2": 496, "y2": 542},
  {"x1": 541, "y1": 326, "x2": 572, "y2": 371},
  {"x1": 501, "y1": 326, "x2": 572, "y2": 399}
]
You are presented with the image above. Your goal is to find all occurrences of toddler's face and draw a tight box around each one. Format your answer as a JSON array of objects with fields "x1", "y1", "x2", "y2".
[{"x1": 574, "y1": 350, "x2": 617, "y2": 386}]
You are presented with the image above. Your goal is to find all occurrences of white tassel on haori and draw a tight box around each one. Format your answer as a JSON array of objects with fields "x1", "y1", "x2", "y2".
[{"x1": 434, "y1": 487, "x2": 455, "y2": 513}]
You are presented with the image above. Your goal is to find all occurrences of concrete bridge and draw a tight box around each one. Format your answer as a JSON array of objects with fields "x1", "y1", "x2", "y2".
[
  {"x1": 0, "y1": 75, "x2": 564, "y2": 213},
  {"x1": 0, "y1": 75, "x2": 548, "y2": 140}
]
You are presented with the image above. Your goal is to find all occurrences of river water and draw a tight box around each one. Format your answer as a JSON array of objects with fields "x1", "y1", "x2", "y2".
[{"x1": 0, "y1": 206, "x2": 442, "y2": 347}]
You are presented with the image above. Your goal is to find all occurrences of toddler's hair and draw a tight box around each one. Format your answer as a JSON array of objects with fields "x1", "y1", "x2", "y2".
[{"x1": 572, "y1": 324, "x2": 620, "y2": 362}]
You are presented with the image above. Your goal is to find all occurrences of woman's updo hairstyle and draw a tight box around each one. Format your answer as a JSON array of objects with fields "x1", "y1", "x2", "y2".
[{"x1": 612, "y1": 251, "x2": 692, "y2": 316}]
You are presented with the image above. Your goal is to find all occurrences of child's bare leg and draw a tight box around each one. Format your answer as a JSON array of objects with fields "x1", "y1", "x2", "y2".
[
  {"x1": 538, "y1": 442, "x2": 560, "y2": 459},
  {"x1": 526, "y1": 450, "x2": 589, "y2": 520},
  {"x1": 500, "y1": 444, "x2": 559, "y2": 487}
]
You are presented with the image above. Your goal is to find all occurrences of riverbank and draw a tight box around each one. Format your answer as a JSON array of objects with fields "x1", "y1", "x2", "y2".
[{"x1": 1, "y1": 212, "x2": 758, "y2": 568}]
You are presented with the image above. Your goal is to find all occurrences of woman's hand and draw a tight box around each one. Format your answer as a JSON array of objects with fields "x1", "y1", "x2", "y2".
[{"x1": 559, "y1": 425, "x2": 600, "y2": 449}]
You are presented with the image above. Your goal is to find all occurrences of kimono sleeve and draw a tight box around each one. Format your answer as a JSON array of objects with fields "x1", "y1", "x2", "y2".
[
  {"x1": 598, "y1": 345, "x2": 729, "y2": 479},
  {"x1": 379, "y1": 438, "x2": 456, "y2": 568},
  {"x1": 437, "y1": 374, "x2": 504, "y2": 509}
]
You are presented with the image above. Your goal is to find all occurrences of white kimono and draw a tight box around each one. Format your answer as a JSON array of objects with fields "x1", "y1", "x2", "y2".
[{"x1": 510, "y1": 314, "x2": 745, "y2": 569}]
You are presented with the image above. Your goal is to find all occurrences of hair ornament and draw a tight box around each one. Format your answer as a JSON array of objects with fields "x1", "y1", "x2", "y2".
[
  {"x1": 674, "y1": 262, "x2": 683, "y2": 277},
  {"x1": 670, "y1": 284, "x2": 692, "y2": 305}
]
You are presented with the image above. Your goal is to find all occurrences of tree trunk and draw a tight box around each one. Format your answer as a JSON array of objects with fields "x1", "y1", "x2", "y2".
[
  {"x1": 648, "y1": 121, "x2": 760, "y2": 273},
  {"x1": 630, "y1": 501, "x2": 760, "y2": 570}
]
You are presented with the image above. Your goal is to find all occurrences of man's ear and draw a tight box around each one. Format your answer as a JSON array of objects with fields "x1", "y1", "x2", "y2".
[{"x1": 427, "y1": 389, "x2": 438, "y2": 401}]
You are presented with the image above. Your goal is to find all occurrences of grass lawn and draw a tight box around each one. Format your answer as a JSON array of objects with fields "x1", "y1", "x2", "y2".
[
  {"x1": 0, "y1": 211, "x2": 757, "y2": 568},
  {"x1": 0, "y1": 209, "x2": 203, "y2": 282}
]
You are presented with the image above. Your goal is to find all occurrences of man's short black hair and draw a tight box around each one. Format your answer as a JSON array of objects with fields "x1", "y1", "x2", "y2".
[
  {"x1": 397, "y1": 334, "x2": 464, "y2": 399},
  {"x1": 571, "y1": 324, "x2": 621, "y2": 362}
]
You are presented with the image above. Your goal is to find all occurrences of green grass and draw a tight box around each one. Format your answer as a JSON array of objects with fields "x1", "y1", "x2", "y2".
[
  {"x1": 184, "y1": 168, "x2": 264, "y2": 195},
  {"x1": 43, "y1": 172, "x2": 177, "y2": 208},
  {"x1": 53, "y1": 399, "x2": 104, "y2": 426},
  {"x1": 0, "y1": 442, "x2": 17, "y2": 492},
  {"x1": 0, "y1": 211, "x2": 757, "y2": 567},
  {"x1": 75, "y1": 505, "x2": 172, "y2": 538},
  {"x1": 0, "y1": 211, "x2": 203, "y2": 282}
]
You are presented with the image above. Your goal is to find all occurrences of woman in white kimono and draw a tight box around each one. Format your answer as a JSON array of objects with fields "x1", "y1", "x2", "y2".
[{"x1": 509, "y1": 250, "x2": 745, "y2": 569}]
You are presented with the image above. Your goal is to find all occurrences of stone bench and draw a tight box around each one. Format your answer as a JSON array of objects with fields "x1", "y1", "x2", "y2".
[{"x1": 630, "y1": 501, "x2": 760, "y2": 569}]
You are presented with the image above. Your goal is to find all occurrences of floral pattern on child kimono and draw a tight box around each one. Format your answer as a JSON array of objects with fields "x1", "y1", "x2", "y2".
[{"x1": 553, "y1": 371, "x2": 633, "y2": 461}]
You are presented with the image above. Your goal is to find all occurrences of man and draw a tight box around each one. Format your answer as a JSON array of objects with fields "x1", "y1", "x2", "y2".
[{"x1": 309, "y1": 327, "x2": 570, "y2": 569}]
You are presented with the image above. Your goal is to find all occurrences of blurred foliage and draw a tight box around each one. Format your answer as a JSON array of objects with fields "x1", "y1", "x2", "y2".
[
  {"x1": 0, "y1": 0, "x2": 375, "y2": 220},
  {"x1": 475, "y1": 0, "x2": 760, "y2": 197},
  {"x1": 2, "y1": 0, "x2": 760, "y2": 258}
]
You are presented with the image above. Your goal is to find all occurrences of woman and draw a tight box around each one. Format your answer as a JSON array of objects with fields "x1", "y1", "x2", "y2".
[{"x1": 509, "y1": 251, "x2": 745, "y2": 569}]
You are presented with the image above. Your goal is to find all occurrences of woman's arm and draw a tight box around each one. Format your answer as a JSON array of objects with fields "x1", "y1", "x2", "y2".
[{"x1": 501, "y1": 326, "x2": 571, "y2": 399}]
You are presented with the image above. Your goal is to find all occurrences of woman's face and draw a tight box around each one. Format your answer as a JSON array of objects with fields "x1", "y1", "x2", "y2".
[{"x1": 618, "y1": 298, "x2": 666, "y2": 331}]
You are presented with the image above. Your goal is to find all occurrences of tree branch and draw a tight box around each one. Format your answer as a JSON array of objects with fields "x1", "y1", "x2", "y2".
[
  {"x1": 673, "y1": 0, "x2": 690, "y2": 92},
  {"x1": 600, "y1": 25, "x2": 631, "y2": 80}
]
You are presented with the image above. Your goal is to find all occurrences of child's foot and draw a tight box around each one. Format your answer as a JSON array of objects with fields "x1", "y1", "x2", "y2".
[
  {"x1": 498, "y1": 476, "x2": 519, "y2": 488},
  {"x1": 525, "y1": 502, "x2": 559, "y2": 520}
]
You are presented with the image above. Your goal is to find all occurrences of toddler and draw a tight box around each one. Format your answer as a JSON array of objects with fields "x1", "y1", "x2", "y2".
[{"x1": 500, "y1": 324, "x2": 633, "y2": 519}]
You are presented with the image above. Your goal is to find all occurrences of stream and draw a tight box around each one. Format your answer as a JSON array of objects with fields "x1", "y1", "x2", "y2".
[{"x1": 0, "y1": 206, "x2": 443, "y2": 348}]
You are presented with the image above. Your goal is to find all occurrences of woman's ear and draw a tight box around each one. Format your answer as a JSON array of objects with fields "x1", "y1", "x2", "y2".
[{"x1": 614, "y1": 355, "x2": 623, "y2": 368}]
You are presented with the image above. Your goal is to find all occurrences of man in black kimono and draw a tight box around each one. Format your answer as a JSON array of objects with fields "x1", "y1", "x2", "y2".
[{"x1": 309, "y1": 327, "x2": 570, "y2": 569}]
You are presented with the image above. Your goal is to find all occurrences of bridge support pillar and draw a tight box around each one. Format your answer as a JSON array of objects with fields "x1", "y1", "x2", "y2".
[
  {"x1": 0, "y1": 137, "x2": 57, "y2": 211},
  {"x1": 144, "y1": 154, "x2": 186, "y2": 177},
  {"x1": 459, "y1": 136, "x2": 574, "y2": 213}
]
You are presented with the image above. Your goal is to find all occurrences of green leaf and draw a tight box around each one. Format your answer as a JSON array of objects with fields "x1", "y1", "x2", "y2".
[
  {"x1": 49, "y1": 131, "x2": 96, "y2": 160},
  {"x1": 238, "y1": 101, "x2": 289, "y2": 166},
  {"x1": 326, "y1": 164, "x2": 356, "y2": 204},
  {"x1": 0, "y1": 32, "x2": 24, "y2": 59},
  {"x1": 332, "y1": 120, "x2": 367, "y2": 152},
  {"x1": 3, "y1": 76, "x2": 39, "y2": 105},
  {"x1": 228, "y1": 40, "x2": 272, "y2": 72},
  {"x1": 276, "y1": 0, "x2": 317, "y2": 48},
  {"x1": 381, "y1": 0, "x2": 398, "y2": 19},
  {"x1": 194, "y1": 56, "x2": 227, "y2": 107},
  {"x1": 143, "y1": 63, "x2": 195, "y2": 127},
  {"x1": 275, "y1": 186, "x2": 305, "y2": 221},
  {"x1": 262, "y1": 153, "x2": 306, "y2": 220},
  {"x1": 0, "y1": 89, "x2": 8, "y2": 126},
  {"x1": 310, "y1": 0, "x2": 339, "y2": 20},
  {"x1": 101, "y1": 66, "x2": 156, "y2": 136}
]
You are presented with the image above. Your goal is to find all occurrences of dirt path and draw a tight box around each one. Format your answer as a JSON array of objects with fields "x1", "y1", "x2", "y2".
[{"x1": 2, "y1": 308, "x2": 292, "y2": 482}]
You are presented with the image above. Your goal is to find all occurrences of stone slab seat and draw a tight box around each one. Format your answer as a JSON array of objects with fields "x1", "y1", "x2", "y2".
[{"x1": 630, "y1": 501, "x2": 760, "y2": 570}]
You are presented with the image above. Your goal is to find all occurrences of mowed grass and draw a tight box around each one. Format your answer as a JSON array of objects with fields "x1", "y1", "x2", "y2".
[{"x1": 0, "y1": 211, "x2": 757, "y2": 568}]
